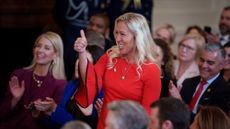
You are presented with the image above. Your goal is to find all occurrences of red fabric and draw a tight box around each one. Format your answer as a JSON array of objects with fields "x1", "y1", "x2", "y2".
[
  {"x1": 75, "y1": 53, "x2": 161, "y2": 129},
  {"x1": 189, "y1": 80, "x2": 207, "y2": 111}
]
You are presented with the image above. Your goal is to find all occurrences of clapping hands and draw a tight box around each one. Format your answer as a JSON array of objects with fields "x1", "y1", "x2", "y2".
[{"x1": 34, "y1": 97, "x2": 57, "y2": 116}]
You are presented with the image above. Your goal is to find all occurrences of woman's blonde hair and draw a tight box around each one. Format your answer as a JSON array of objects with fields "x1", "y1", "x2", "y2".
[
  {"x1": 108, "y1": 13, "x2": 157, "y2": 77},
  {"x1": 25, "y1": 31, "x2": 66, "y2": 80}
]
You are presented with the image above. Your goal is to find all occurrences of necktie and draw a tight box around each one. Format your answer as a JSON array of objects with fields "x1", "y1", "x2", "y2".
[{"x1": 189, "y1": 80, "x2": 207, "y2": 111}]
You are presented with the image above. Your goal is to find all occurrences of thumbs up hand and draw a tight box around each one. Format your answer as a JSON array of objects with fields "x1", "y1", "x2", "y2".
[{"x1": 74, "y1": 30, "x2": 88, "y2": 53}]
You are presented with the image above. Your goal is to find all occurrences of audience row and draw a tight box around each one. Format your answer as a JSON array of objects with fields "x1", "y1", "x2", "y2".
[{"x1": 0, "y1": 5, "x2": 229, "y2": 129}]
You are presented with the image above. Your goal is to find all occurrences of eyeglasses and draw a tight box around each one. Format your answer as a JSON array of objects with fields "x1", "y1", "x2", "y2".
[{"x1": 179, "y1": 43, "x2": 196, "y2": 51}]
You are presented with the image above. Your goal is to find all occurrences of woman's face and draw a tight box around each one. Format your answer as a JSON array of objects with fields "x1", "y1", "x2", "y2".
[
  {"x1": 154, "y1": 45, "x2": 164, "y2": 66},
  {"x1": 33, "y1": 37, "x2": 56, "y2": 66},
  {"x1": 178, "y1": 38, "x2": 197, "y2": 63},
  {"x1": 188, "y1": 28, "x2": 200, "y2": 35},
  {"x1": 114, "y1": 21, "x2": 136, "y2": 58},
  {"x1": 154, "y1": 28, "x2": 171, "y2": 44}
]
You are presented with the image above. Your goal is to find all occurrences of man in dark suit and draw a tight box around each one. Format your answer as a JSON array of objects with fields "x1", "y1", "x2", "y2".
[
  {"x1": 169, "y1": 42, "x2": 230, "y2": 121},
  {"x1": 205, "y1": 6, "x2": 230, "y2": 46}
]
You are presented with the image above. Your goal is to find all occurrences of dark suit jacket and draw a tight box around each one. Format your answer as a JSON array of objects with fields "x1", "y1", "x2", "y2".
[{"x1": 180, "y1": 74, "x2": 230, "y2": 114}]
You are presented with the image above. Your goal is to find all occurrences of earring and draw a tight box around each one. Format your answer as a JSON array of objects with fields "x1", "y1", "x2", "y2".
[{"x1": 52, "y1": 59, "x2": 56, "y2": 65}]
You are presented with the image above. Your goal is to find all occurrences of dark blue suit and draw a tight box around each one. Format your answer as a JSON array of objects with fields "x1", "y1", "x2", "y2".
[
  {"x1": 53, "y1": 0, "x2": 109, "y2": 80},
  {"x1": 108, "y1": 0, "x2": 154, "y2": 39},
  {"x1": 180, "y1": 74, "x2": 230, "y2": 121}
]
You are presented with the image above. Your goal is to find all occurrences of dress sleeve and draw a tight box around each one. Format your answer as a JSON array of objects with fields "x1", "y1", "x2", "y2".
[
  {"x1": 50, "y1": 80, "x2": 78, "y2": 125},
  {"x1": 75, "y1": 53, "x2": 108, "y2": 107},
  {"x1": 141, "y1": 63, "x2": 161, "y2": 114},
  {"x1": 50, "y1": 106, "x2": 74, "y2": 125}
]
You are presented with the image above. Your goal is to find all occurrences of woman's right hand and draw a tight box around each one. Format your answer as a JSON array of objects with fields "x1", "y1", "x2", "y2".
[
  {"x1": 74, "y1": 30, "x2": 88, "y2": 53},
  {"x1": 9, "y1": 76, "x2": 25, "y2": 101}
]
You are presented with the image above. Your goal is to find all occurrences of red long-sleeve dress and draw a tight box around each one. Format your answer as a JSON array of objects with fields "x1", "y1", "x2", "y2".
[{"x1": 75, "y1": 53, "x2": 161, "y2": 129}]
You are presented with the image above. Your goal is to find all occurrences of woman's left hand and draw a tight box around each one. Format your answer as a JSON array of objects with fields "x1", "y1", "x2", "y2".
[{"x1": 168, "y1": 80, "x2": 182, "y2": 100}]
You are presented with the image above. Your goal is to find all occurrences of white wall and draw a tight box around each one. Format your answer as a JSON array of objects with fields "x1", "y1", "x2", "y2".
[{"x1": 152, "y1": 0, "x2": 230, "y2": 54}]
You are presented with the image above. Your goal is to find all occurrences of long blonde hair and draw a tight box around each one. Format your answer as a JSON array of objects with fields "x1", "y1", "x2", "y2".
[
  {"x1": 25, "y1": 31, "x2": 66, "y2": 80},
  {"x1": 108, "y1": 13, "x2": 158, "y2": 76}
]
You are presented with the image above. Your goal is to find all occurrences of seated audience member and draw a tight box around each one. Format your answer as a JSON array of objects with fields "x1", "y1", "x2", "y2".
[
  {"x1": 105, "y1": 100, "x2": 149, "y2": 129},
  {"x1": 150, "y1": 97, "x2": 190, "y2": 129},
  {"x1": 190, "y1": 106, "x2": 230, "y2": 129},
  {"x1": 61, "y1": 120, "x2": 91, "y2": 129},
  {"x1": 0, "y1": 31, "x2": 67, "y2": 129},
  {"x1": 153, "y1": 24, "x2": 176, "y2": 45},
  {"x1": 218, "y1": 6, "x2": 230, "y2": 46},
  {"x1": 87, "y1": 13, "x2": 115, "y2": 51},
  {"x1": 222, "y1": 41, "x2": 230, "y2": 82},
  {"x1": 34, "y1": 45, "x2": 104, "y2": 129},
  {"x1": 154, "y1": 38, "x2": 176, "y2": 97},
  {"x1": 169, "y1": 43, "x2": 230, "y2": 122},
  {"x1": 205, "y1": 6, "x2": 230, "y2": 46},
  {"x1": 185, "y1": 25, "x2": 207, "y2": 42},
  {"x1": 174, "y1": 33, "x2": 205, "y2": 88}
]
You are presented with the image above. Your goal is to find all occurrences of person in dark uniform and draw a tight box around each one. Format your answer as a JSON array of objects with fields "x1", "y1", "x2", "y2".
[
  {"x1": 53, "y1": 0, "x2": 109, "y2": 80},
  {"x1": 107, "y1": 0, "x2": 154, "y2": 39}
]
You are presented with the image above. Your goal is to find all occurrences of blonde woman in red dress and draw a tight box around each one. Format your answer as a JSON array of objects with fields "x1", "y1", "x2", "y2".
[{"x1": 74, "y1": 13, "x2": 161, "y2": 129}]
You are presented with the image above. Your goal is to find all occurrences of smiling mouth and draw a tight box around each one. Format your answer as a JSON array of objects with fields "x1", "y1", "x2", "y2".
[
  {"x1": 200, "y1": 70, "x2": 209, "y2": 74},
  {"x1": 118, "y1": 44, "x2": 124, "y2": 49}
]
